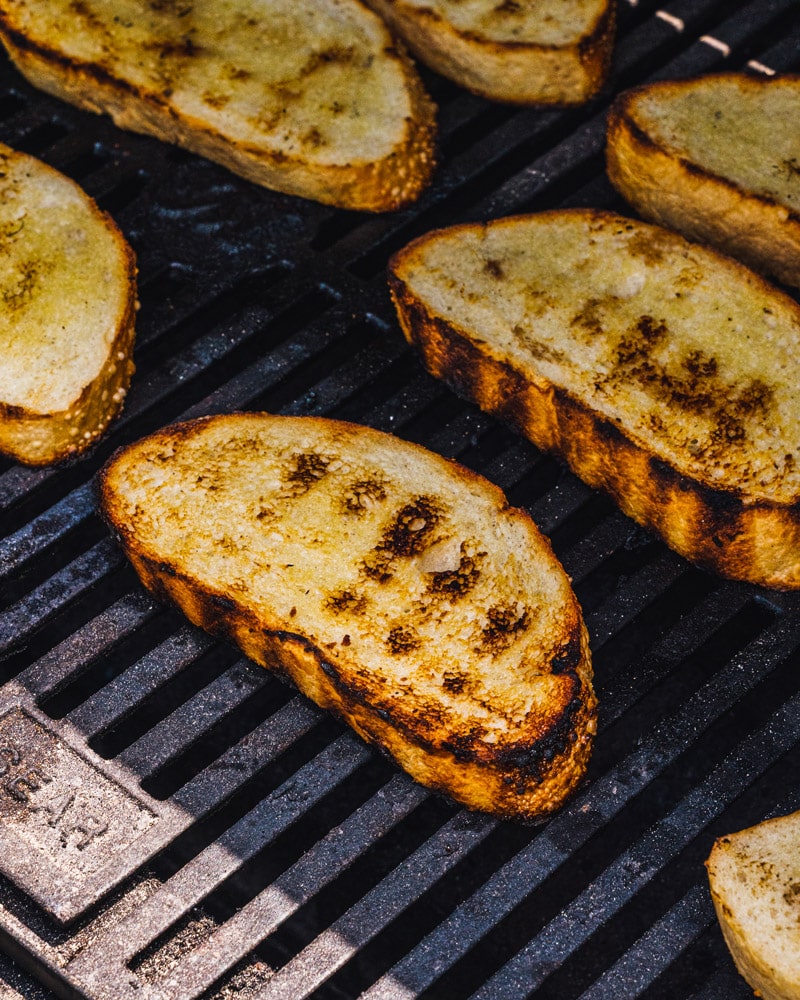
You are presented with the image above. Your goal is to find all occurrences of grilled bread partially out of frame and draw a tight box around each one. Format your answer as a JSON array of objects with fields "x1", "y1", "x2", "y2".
[
  {"x1": 0, "y1": 0, "x2": 436, "y2": 212},
  {"x1": 707, "y1": 811, "x2": 800, "y2": 1000},
  {"x1": 0, "y1": 141, "x2": 136, "y2": 466},
  {"x1": 607, "y1": 73, "x2": 800, "y2": 289},
  {"x1": 389, "y1": 209, "x2": 800, "y2": 589},
  {"x1": 99, "y1": 413, "x2": 595, "y2": 821},
  {"x1": 363, "y1": 0, "x2": 615, "y2": 105}
]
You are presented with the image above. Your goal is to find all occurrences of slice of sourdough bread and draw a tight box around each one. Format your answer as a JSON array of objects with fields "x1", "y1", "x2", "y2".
[
  {"x1": 607, "y1": 73, "x2": 800, "y2": 289},
  {"x1": 99, "y1": 412, "x2": 595, "y2": 821},
  {"x1": 707, "y1": 811, "x2": 800, "y2": 1000},
  {"x1": 363, "y1": 0, "x2": 615, "y2": 105},
  {"x1": 389, "y1": 209, "x2": 800, "y2": 589},
  {"x1": 0, "y1": 0, "x2": 436, "y2": 212},
  {"x1": 0, "y1": 141, "x2": 136, "y2": 466}
]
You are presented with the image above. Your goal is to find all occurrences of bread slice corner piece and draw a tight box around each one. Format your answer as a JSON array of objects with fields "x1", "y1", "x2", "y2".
[
  {"x1": 607, "y1": 72, "x2": 800, "y2": 289},
  {"x1": 99, "y1": 412, "x2": 595, "y2": 821},
  {"x1": 0, "y1": 141, "x2": 136, "y2": 467},
  {"x1": 363, "y1": 0, "x2": 615, "y2": 105},
  {"x1": 0, "y1": 0, "x2": 436, "y2": 213},
  {"x1": 707, "y1": 811, "x2": 800, "y2": 1000},
  {"x1": 388, "y1": 208, "x2": 800, "y2": 590}
]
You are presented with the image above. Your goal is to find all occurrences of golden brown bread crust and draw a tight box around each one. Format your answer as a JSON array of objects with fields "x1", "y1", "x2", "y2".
[
  {"x1": 363, "y1": 0, "x2": 615, "y2": 105},
  {"x1": 0, "y1": 151, "x2": 137, "y2": 467},
  {"x1": 0, "y1": 282, "x2": 136, "y2": 466},
  {"x1": 707, "y1": 813, "x2": 800, "y2": 1000},
  {"x1": 388, "y1": 212, "x2": 800, "y2": 590},
  {"x1": 607, "y1": 74, "x2": 800, "y2": 289},
  {"x1": 0, "y1": 4, "x2": 436, "y2": 212},
  {"x1": 99, "y1": 413, "x2": 596, "y2": 821}
]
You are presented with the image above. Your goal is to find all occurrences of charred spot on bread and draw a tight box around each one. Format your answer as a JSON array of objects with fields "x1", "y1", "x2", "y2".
[
  {"x1": 478, "y1": 602, "x2": 531, "y2": 653},
  {"x1": 380, "y1": 496, "x2": 441, "y2": 557},
  {"x1": 324, "y1": 589, "x2": 368, "y2": 616},
  {"x1": 385, "y1": 624, "x2": 421, "y2": 654},
  {"x1": 340, "y1": 475, "x2": 388, "y2": 515},
  {"x1": 283, "y1": 450, "x2": 333, "y2": 495},
  {"x1": 427, "y1": 548, "x2": 482, "y2": 598},
  {"x1": 100, "y1": 412, "x2": 593, "y2": 820}
]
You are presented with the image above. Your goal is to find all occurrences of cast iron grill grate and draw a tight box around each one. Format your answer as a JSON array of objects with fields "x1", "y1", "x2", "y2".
[{"x1": 0, "y1": 1, "x2": 799, "y2": 997}]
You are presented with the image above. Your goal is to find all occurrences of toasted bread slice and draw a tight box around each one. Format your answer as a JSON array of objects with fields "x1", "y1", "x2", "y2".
[
  {"x1": 389, "y1": 208, "x2": 800, "y2": 589},
  {"x1": 607, "y1": 73, "x2": 800, "y2": 289},
  {"x1": 0, "y1": 0, "x2": 436, "y2": 212},
  {"x1": 707, "y1": 811, "x2": 800, "y2": 1000},
  {"x1": 363, "y1": 0, "x2": 614, "y2": 105},
  {"x1": 99, "y1": 412, "x2": 595, "y2": 821},
  {"x1": 0, "y1": 142, "x2": 136, "y2": 467}
]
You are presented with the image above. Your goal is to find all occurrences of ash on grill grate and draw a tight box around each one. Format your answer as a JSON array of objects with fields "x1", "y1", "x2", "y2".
[{"x1": 0, "y1": 0, "x2": 799, "y2": 998}]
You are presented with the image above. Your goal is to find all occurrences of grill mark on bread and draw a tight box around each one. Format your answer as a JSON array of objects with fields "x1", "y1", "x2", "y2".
[
  {"x1": 100, "y1": 413, "x2": 595, "y2": 820},
  {"x1": 324, "y1": 588, "x2": 368, "y2": 616},
  {"x1": 478, "y1": 602, "x2": 531, "y2": 653},
  {"x1": 386, "y1": 624, "x2": 421, "y2": 654},
  {"x1": 283, "y1": 450, "x2": 333, "y2": 495},
  {"x1": 340, "y1": 475, "x2": 388, "y2": 514},
  {"x1": 379, "y1": 496, "x2": 441, "y2": 557},
  {"x1": 361, "y1": 496, "x2": 442, "y2": 582},
  {"x1": 427, "y1": 548, "x2": 482, "y2": 598}
]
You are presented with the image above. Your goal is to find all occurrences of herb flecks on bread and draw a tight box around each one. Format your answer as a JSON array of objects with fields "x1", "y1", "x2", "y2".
[
  {"x1": 0, "y1": 0, "x2": 436, "y2": 211},
  {"x1": 363, "y1": 0, "x2": 614, "y2": 105},
  {"x1": 99, "y1": 413, "x2": 595, "y2": 821},
  {"x1": 607, "y1": 73, "x2": 800, "y2": 288},
  {"x1": 0, "y1": 141, "x2": 136, "y2": 466},
  {"x1": 389, "y1": 209, "x2": 800, "y2": 589}
]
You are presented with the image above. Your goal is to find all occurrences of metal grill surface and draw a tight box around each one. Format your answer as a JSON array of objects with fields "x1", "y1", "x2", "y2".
[{"x1": 1, "y1": 1, "x2": 800, "y2": 997}]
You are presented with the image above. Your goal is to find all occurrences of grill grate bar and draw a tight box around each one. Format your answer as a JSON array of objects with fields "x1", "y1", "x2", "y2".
[
  {"x1": 0, "y1": 483, "x2": 95, "y2": 575},
  {"x1": 755, "y1": 31, "x2": 800, "y2": 71},
  {"x1": 578, "y1": 883, "x2": 712, "y2": 999},
  {"x1": 117, "y1": 659, "x2": 271, "y2": 780},
  {"x1": 469, "y1": 695, "x2": 800, "y2": 999},
  {"x1": 257, "y1": 810, "x2": 497, "y2": 1000},
  {"x1": 170, "y1": 696, "x2": 321, "y2": 816},
  {"x1": 0, "y1": 538, "x2": 123, "y2": 654},
  {"x1": 66, "y1": 627, "x2": 215, "y2": 737},
  {"x1": 594, "y1": 585, "x2": 759, "y2": 729},
  {"x1": 19, "y1": 591, "x2": 160, "y2": 700},
  {"x1": 71, "y1": 733, "x2": 371, "y2": 988},
  {"x1": 349, "y1": 616, "x2": 800, "y2": 998},
  {"x1": 155, "y1": 775, "x2": 429, "y2": 1000}
]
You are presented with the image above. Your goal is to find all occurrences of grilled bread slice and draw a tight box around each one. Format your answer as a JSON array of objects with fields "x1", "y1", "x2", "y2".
[
  {"x1": 707, "y1": 811, "x2": 800, "y2": 1000},
  {"x1": 362, "y1": 0, "x2": 615, "y2": 105},
  {"x1": 99, "y1": 412, "x2": 595, "y2": 821},
  {"x1": 0, "y1": 0, "x2": 436, "y2": 212},
  {"x1": 607, "y1": 73, "x2": 800, "y2": 289},
  {"x1": 0, "y1": 141, "x2": 136, "y2": 466},
  {"x1": 389, "y1": 208, "x2": 800, "y2": 589}
]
